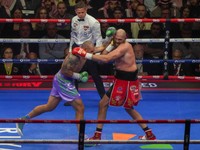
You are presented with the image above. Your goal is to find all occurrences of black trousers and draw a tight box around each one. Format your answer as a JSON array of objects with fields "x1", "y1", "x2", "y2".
[
  {"x1": 72, "y1": 43, "x2": 105, "y2": 98},
  {"x1": 76, "y1": 60, "x2": 105, "y2": 99}
]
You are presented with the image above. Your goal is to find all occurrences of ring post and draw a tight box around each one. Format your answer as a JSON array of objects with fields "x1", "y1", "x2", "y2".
[
  {"x1": 78, "y1": 120, "x2": 86, "y2": 150},
  {"x1": 163, "y1": 18, "x2": 170, "y2": 80},
  {"x1": 184, "y1": 119, "x2": 191, "y2": 150}
]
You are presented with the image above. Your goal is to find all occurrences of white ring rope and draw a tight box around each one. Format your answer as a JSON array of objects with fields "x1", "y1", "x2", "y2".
[
  {"x1": 0, "y1": 38, "x2": 199, "y2": 43},
  {"x1": 0, "y1": 139, "x2": 199, "y2": 144}
]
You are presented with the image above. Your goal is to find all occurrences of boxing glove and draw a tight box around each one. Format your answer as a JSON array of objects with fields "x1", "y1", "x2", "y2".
[
  {"x1": 72, "y1": 47, "x2": 93, "y2": 60},
  {"x1": 72, "y1": 71, "x2": 89, "y2": 82},
  {"x1": 80, "y1": 71, "x2": 88, "y2": 82},
  {"x1": 106, "y1": 27, "x2": 116, "y2": 37},
  {"x1": 103, "y1": 27, "x2": 116, "y2": 48}
]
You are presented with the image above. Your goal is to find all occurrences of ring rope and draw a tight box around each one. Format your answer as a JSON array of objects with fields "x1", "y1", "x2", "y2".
[
  {"x1": 0, "y1": 59, "x2": 199, "y2": 64},
  {"x1": 0, "y1": 38, "x2": 200, "y2": 43},
  {"x1": 0, "y1": 75, "x2": 200, "y2": 81},
  {"x1": 0, "y1": 139, "x2": 199, "y2": 144},
  {"x1": 0, "y1": 119, "x2": 200, "y2": 124},
  {"x1": 0, "y1": 18, "x2": 200, "y2": 23}
]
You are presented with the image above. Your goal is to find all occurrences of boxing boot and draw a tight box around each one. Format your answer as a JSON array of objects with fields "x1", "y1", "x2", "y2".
[
  {"x1": 139, "y1": 129, "x2": 156, "y2": 140},
  {"x1": 16, "y1": 116, "x2": 27, "y2": 136},
  {"x1": 85, "y1": 131, "x2": 102, "y2": 147}
]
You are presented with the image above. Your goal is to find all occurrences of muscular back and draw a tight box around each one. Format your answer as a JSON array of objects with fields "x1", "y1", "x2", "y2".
[{"x1": 60, "y1": 53, "x2": 86, "y2": 76}]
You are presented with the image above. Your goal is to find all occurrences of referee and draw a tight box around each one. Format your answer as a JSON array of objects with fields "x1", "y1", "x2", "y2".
[{"x1": 68, "y1": 1, "x2": 105, "y2": 99}]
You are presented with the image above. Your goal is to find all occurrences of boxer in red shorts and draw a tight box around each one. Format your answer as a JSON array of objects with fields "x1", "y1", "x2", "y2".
[{"x1": 72, "y1": 29, "x2": 156, "y2": 145}]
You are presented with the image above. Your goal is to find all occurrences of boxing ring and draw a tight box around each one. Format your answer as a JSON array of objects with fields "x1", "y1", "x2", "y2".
[
  {"x1": 0, "y1": 18, "x2": 200, "y2": 150},
  {"x1": 0, "y1": 89, "x2": 200, "y2": 150}
]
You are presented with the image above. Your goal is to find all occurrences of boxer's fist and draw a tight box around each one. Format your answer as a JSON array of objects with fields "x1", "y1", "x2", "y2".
[
  {"x1": 72, "y1": 47, "x2": 87, "y2": 57},
  {"x1": 80, "y1": 71, "x2": 88, "y2": 82},
  {"x1": 106, "y1": 27, "x2": 116, "y2": 37},
  {"x1": 72, "y1": 47, "x2": 93, "y2": 60}
]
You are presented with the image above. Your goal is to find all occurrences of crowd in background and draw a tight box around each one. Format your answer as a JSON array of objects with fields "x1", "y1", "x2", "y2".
[{"x1": 0, "y1": 0, "x2": 200, "y2": 76}]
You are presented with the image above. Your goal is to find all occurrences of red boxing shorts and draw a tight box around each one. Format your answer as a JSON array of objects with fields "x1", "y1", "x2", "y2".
[{"x1": 106, "y1": 69, "x2": 141, "y2": 109}]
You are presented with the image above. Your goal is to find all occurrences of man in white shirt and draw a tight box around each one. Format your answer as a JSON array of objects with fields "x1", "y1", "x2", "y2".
[
  {"x1": 68, "y1": 1, "x2": 105, "y2": 99},
  {"x1": 69, "y1": 1, "x2": 103, "y2": 51}
]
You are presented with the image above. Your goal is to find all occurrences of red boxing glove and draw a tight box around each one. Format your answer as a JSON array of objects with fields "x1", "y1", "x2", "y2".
[{"x1": 72, "y1": 47, "x2": 93, "y2": 60}]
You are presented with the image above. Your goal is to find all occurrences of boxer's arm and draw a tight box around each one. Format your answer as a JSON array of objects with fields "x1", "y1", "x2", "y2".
[
  {"x1": 93, "y1": 43, "x2": 114, "y2": 55},
  {"x1": 60, "y1": 54, "x2": 88, "y2": 82},
  {"x1": 93, "y1": 45, "x2": 105, "y2": 54},
  {"x1": 72, "y1": 44, "x2": 126, "y2": 63},
  {"x1": 93, "y1": 27, "x2": 116, "y2": 54},
  {"x1": 61, "y1": 54, "x2": 80, "y2": 77}
]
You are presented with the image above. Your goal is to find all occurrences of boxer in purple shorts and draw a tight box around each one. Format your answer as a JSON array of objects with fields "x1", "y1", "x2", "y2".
[
  {"x1": 50, "y1": 71, "x2": 81, "y2": 102},
  {"x1": 16, "y1": 41, "x2": 94, "y2": 136}
]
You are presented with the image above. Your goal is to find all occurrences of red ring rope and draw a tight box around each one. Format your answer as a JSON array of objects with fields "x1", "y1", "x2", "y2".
[
  {"x1": 0, "y1": 18, "x2": 199, "y2": 23},
  {"x1": 0, "y1": 75, "x2": 199, "y2": 81}
]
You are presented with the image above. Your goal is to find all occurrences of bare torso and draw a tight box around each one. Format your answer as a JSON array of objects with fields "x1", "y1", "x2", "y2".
[
  {"x1": 114, "y1": 42, "x2": 137, "y2": 72},
  {"x1": 60, "y1": 53, "x2": 86, "y2": 76}
]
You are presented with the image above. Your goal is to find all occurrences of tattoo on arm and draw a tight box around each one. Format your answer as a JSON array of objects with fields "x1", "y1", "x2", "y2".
[{"x1": 66, "y1": 55, "x2": 80, "y2": 70}]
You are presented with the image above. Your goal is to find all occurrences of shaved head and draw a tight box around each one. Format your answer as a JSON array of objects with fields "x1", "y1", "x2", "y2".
[
  {"x1": 116, "y1": 29, "x2": 127, "y2": 39},
  {"x1": 81, "y1": 40, "x2": 94, "y2": 53},
  {"x1": 114, "y1": 29, "x2": 127, "y2": 46}
]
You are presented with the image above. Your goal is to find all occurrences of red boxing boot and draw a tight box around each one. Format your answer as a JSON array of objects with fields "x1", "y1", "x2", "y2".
[
  {"x1": 139, "y1": 129, "x2": 156, "y2": 140},
  {"x1": 85, "y1": 131, "x2": 102, "y2": 147}
]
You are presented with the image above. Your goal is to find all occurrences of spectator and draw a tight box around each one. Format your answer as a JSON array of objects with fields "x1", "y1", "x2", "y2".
[
  {"x1": 54, "y1": 1, "x2": 74, "y2": 37},
  {"x1": 1, "y1": 7, "x2": 24, "y2": 38},
  {"x1": 187, "y1": 0, "x2": 200, "y2": 18},
  {"x1": 133, "y1": 44, "x2": 149, "y2": 76},
  {"x1": 160, "y1": 7, "x2": 180, "y2": 37},
  {"x1": 172, "y1": 24, "x2": 200, "y2": 59},
  {"x1": 194, "y1": 64, "x2": 200, "y2": 76},
  {"x1": 142, "y1": 22, "x2": 164, "y2": 75},
  {"x1": 168, "y1": 49, "x2": 195, "y2": 76},
  {"x1": 0, "y1": 1, "x2": 10, "y2": 37},
  {"x1": 67, "y1": 0, "x2": 79, "y2": 14},
  {"x1": 41, "y1": 0, "x2": 58, "y2": 18},
  {"x1": 98, "y1": 0, "x2": 121, "y2": 18},
  {"x1": 22, "y1": 52, "x2": 49, "y2": 75},
  {"x1": 75, "y1": 0, "x2": 99, "y2": 17},
  {"x1": 12, "y1": 23, "x2": 39, "y2": 59},
  {"x1": 172, "y1": 23, "x2": 199, "y2": 76},
  {"x1": 172, "y1": 0, "x2": 184, "y2": 9},
  {"x1": 0, "y1": 46, "x2": 22, "y2": 75},
  {"x1": 11, "y1": 0, "x2": 41, "y2": 18},
  {"x1": 179, "y1": 5, "x2": 194, "y2": 31},
  {"x1": 128, "y1": 0, "x2": 141, "y2": 18},
  {"x1": 39, "y1": 23, "x2": 68, "y2": 74},
  {"x1": 143, "y1": 0, "x2": 156, "y2": 13},
  {"x1": 33, "y1": 7, "x2": 49, "y2": 32},
  {"x1": 185, "y1": 0, "x2": 200, "y2": 30},
  {"x1": 143, "y1": 23, "x2": 164, "y2": 58},
  {"x1": 161, "y1": 7, "x2": 171, "y2": 18},
  {"x1": 1, "y1": 0, "x2": 15, "y2": 16},
  {"x1": 151, "y1": 0, "x2": 180, "y2": 18},
  {"x1": 180, "y1": 5, "x2": 191, "y2": 18},
  {"x1": 124, "y1": 0, "x2": 134, "y2": 18},
  {"x1": 131, "y1": 4, "x2": 152, "y2": 39},
  {"x1": 89, "y1": 0, "x2": 107, "y2": 11},
  {"x1": 110, "y1": 7, "x2": 132, "y2": 37},
  {"x1": 11, "y1": 8, "x2": 24, "y2": 31}
]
